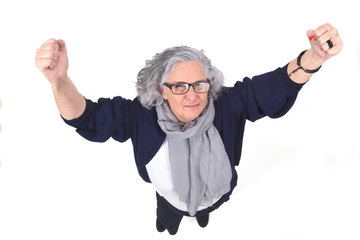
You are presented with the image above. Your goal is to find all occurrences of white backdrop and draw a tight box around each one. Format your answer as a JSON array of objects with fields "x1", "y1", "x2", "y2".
[{"x1": 1, "y1": 0, "x2": 359, "y2": 239}]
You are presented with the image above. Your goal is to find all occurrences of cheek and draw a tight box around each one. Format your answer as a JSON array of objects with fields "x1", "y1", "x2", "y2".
[
  {"x1": 200, "y1": 95, "x2": 209, "y2": 107},
  {"x1": 167, "y1": 95, "x2": 184, "y2": 112},
  {"x1": 202, "y1": 94, "x2": 209, "y2": 102}
]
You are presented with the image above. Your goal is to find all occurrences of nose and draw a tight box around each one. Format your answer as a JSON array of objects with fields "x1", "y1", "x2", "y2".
[{"x1": 185, "y1": 85, "x2": 197, "y2": 100}]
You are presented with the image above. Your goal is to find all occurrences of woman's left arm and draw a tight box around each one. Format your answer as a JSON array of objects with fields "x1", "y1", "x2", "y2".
[{"x1": 288, "y1": 23, "x2": 343, "y2": 84}]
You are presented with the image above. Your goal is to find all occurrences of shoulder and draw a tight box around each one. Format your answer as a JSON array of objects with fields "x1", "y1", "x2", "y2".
[{"x1": 213, "y1": 85, "x2": 246, "y2": 114}]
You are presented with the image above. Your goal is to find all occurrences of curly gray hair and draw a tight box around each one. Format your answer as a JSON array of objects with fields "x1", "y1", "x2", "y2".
[{"x1": 136, "y1": 46, "x2": 224, "y2": 109}]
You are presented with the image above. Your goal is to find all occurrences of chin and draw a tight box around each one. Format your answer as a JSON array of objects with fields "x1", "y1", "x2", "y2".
[
  {"x1": 176, "y1": 105, "x2": 206, "y2": 123},
  {"x1": 182, "y1": 113, "x2": 202, "y2": 123}
]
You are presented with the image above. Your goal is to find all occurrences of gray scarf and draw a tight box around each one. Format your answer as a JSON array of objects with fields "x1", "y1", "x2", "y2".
[{"x1": 156, "y1": 99, "x2": 232, "y2": 216}]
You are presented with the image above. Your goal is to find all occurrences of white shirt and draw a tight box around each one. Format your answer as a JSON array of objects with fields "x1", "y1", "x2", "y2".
[{"x1": 146, "y1": 139, "x2": 219, "y2": 212}]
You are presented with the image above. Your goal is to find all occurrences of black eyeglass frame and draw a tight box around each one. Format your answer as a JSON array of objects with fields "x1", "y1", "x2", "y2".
[{"x1": 163, "y1": 80, "x2": 210, "y2": 95}]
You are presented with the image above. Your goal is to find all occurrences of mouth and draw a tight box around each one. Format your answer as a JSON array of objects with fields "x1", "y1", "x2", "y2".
[{"x1": 184, "y1": 103, "x2": 200, "y2": 109}]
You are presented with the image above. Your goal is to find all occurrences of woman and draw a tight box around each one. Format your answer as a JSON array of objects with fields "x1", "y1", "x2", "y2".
[{"x1": 35, "y1": 23, "x2": 342, "y2": 235}]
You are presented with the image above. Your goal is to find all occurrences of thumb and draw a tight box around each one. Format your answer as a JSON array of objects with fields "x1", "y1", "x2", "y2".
[
  {"x1": 307, "y1": 29, "x2": 316, "y2": 41},
  {"x1": 57, "y1": 39, "x2": 66, "y2": 50}
]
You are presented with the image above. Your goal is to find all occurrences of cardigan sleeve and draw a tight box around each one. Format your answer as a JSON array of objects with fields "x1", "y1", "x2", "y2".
[
  {"x1": 233, "y1": 64, "x2": 304, "y2": 122},
  {"x1": 213, "y1": 64, "x2": 304, "y2": 169},
  {"x1": 62, "y1": 96, "x2": 166, "y2": 183},
  {"x1": 62, "y1": 96, "x2": 139, "y2": 143}
]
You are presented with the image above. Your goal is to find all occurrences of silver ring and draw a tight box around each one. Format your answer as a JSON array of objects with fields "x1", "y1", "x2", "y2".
[{"x1": 327, "y1": 40, "x2": 334, "y2": 49}]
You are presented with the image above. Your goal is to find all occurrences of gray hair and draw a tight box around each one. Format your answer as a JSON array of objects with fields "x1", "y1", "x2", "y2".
[{"x1": 136, "y1": 46, "x2": 224, "y2": 109}]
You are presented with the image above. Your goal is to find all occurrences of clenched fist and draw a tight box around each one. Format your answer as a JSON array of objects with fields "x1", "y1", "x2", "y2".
[
  {"x1": 306, "y1": 23, "x2": 343, "y2": 60},
  {"x1": 35, "y1": 39, "x2": 69, "y2": 84},
  {"x1": 35, "y1": 38, "x2": 85, "y2": 120}
]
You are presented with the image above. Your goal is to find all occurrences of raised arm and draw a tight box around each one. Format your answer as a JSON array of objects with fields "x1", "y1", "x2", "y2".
[
  {"x1": 287, "y1": 23, "x2": 343, "y2": 84},
  {"x1": 35, "y1": 39, "x2": 86, "y2": 120}
]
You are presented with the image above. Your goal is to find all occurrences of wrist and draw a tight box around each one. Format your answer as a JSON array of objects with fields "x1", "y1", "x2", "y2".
[
  {"x1": 51, "y1": 75, "x2": 70, "y2": 91},
  {"x1": 288, "y1": 49, "x2": 324, "y2": 79},
  {"x1": 301, "y1": 48, "x2": 326, "y2": 70}
]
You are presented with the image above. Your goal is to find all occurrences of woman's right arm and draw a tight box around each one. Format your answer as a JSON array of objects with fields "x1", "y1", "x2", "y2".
[{"x1": 35, "y1": 39, "x2": 86, "y2": 120}]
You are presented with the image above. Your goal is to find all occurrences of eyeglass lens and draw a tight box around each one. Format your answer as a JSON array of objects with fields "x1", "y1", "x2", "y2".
[{"x1": 172, "y1": 82, "x2": 209, "y2": 94}]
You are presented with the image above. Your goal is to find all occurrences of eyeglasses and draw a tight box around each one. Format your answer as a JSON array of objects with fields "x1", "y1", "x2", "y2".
[{"x1": 163, "y1": 80, "x2": 210, "y2": 95}]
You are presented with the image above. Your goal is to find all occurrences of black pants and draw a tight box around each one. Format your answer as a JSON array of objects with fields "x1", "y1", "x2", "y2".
[{"x1": 156, "y1": 192, "x2": 228, "y2": 234}]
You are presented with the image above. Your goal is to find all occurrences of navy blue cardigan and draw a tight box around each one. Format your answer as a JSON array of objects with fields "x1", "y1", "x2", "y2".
[{"x1": 63, "y1": 65, "x2": 303, "y2": 197}]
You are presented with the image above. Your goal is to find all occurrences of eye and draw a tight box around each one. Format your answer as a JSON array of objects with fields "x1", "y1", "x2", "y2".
[
  {"x1": 195, "y1": 82, "x2": 207, "y2": 87},
  {"x1": 173, "y1": 84, "x2": 188, "y2": 93},
  {"x1": 194, "y1": 82, "x2": 210, "y2": 92}
]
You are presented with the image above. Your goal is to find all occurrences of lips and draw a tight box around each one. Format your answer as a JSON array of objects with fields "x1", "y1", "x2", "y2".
[{"x1": 184, "y1": 103, "x2": 200, "y2": 108}]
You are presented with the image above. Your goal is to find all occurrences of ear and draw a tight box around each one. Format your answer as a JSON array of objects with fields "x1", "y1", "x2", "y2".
[{"x1": 161, "y1": 87, "x2": 168, "y2": 100}]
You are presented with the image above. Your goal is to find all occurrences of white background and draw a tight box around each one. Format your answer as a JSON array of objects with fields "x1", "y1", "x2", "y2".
[{"x1": 1, "y1": 0, "x2": 360, "y2": 239}]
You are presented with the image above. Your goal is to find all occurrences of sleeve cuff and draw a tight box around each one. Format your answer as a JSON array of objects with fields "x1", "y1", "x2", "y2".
[
  {"x1": 282, "y1": 64, "x2": 305, "y2": 96},
  {"x1": 61, "y1": 98, "x2": 92, "y2": 128}
]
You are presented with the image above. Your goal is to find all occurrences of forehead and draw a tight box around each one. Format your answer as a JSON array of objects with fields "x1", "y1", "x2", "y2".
[{"x1": 167, "y1": 61, "x2": 206, "y2": 83}]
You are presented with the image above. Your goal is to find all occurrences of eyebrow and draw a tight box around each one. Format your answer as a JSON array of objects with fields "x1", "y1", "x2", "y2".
[{"x1": 171, "y1": 80, "x2": 208, "y2": 84}]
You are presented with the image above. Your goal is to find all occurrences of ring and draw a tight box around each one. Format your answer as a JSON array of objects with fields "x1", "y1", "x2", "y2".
[{"x1": 327, "y1": 40, "x2": 334, "y2": 49}]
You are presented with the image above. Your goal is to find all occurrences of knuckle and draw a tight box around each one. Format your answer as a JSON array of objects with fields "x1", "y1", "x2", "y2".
[
  {"x1": 48, "y1": 43, "x2": 58, "y2": 51},
  {"x1": 47, "y1": 38, "x2": 57, "y2": 44},
  {"x1": 325, "y1": 23, "x2": 332, "y2": 28}
]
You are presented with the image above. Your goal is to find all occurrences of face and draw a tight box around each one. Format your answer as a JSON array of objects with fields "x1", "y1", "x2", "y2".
[{"x1": 161, "y1": 61, "x2": 208, "y2": 123}]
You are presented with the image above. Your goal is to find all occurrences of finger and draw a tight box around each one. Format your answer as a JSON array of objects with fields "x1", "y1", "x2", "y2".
[
  {"x1": 36, "y1": 40, "x2": 60, "y2": 61},
  {"x1": 37, "y1": 38, "x2": 60, "y2": 53},
  {"x1": 314, "y1": 23, "x2": 334, "y2": 38},
  {"x1": 320, "y1": 41, "x2": 332, "y2": 52},
  {"x1": 35, "y1": 52, "x2": 59, "y2": 69},
  {"x1": 35, "y1": 58, "x2": 56, "y2": 71},
  {"x1": 49, "y1": 60, "x2": 57, "y2": 69},
  {"x1": 57, "y1": 39, "x2": 66, "y2": 50},
  {"x1": 324, "y1": 35, "x2": 343, "y2": 55},
  {"x1": 35, "y1": 39, "x2": 63, "y2": 71},
  {"x1": 37, "y1": 50, "x2": 59, "y2": 62},
  {"x1": 317, "y1": 28, "x2": 338, "y2": 46},
  {"x1": 319, "y1": 28, "x2": 341, "y2": 52},
  {"x1": 307, "y1": 29, "x2": 316, "y2": 41},
  {"x1": 44, "y1": 38, "x2": 58, "y2": 45}
]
